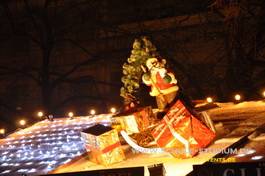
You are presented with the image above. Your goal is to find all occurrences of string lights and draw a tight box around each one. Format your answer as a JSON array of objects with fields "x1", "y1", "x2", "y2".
[
  {"x1": 234, "y1": 94, "x2": 241, "y2": 104},
  {"x1": 20, "y1": 120, "x2": 26, "y2": 128},
  {"x1": 0, "y1": 115, "x2": 111, "y2": 176},
  {"x1": 110, "y1": 107, "x2": 116, "y2": 114},
  {"x1": 206, "y1": 97, "x2": 213, "y2": 104},
  {"x1": 68, "y1": 112, "x2": 74, "y2": 120},
  {"x1": 0, "y1": 92, "x2": 264, "y2": 175},
  {"x1": 90, "y1": 109, "x2": 96, "y2": 117},
  {"x1": 0, "y1": 129, "x2": 4, "y2": 135},
  {"x1": 38, "y1": 112, "x2": 43, "y2": 118}
]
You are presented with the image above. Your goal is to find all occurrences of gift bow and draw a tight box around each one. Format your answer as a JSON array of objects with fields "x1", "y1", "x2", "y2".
[{"x1": 153, "y1": 105, "x2": 195, "y2": 157}]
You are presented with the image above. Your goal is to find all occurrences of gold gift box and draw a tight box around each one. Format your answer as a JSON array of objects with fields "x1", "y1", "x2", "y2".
[
  {"x1": 112, "y1": 106, "x2": 157, "y2": 134},
  {"x1": 81, "y1": 124, "x2": 125, "y2": 166}
]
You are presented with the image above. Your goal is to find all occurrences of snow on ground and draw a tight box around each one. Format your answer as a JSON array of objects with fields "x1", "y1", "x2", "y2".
[{"x1": 209, "y1": 101, "x2": 265, "y2": 136}]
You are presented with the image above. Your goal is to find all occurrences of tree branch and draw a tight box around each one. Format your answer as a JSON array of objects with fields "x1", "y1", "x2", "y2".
[
  {"x1": 0, "y1": 65, "x2": 40, "y2": 84},
  {"x1": 1, "y1": 0, "x2": 43, "y2": 48},
  {"x1": 23, "y1": 0, "x2": 43, "y2": 34},
  {"x1": 51, "y1": 95, "x2": 108, "y2": 114},
  {"x1": 234, "y1": 37, "x2": 265, "y2": 67},
  {"x1": 51, "y1": 39, "x2": 106, "y2": 89}
]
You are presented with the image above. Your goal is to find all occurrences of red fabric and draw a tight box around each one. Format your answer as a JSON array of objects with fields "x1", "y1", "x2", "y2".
[
  {"x1": 155, "y1": 72, "x2": 175, "y2": 90},
  {"x1": 152, "y1": 100, "x2": 215, "y2": 158}
]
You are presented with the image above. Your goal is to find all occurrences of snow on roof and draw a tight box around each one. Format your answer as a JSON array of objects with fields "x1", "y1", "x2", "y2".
[
  {"x1": 1, "y1": 101, "x2": 265, "y2": 176},
  {"x1": 0, "y1": 115, "x2": 111, "y2": 176}
]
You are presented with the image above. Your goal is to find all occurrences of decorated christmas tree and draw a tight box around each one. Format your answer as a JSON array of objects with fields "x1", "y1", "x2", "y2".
[{"x1": 120, "y1": 37, "x2": 159, "y2": 108}]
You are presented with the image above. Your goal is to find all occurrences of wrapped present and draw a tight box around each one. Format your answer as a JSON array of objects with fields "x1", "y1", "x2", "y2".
[
  {"x1": 151, "y1": 100, "x2": 215, "y2": 158},
  {"x1": 112, "y1": 106, "x2": 157, "y2": 134},
  {"x1": 80, "y1": 124, "x2": 125, "y2": 166}
]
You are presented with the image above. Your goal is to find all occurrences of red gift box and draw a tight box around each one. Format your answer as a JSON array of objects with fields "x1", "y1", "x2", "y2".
[{"x1": 151, "y1": 100, "x2": 215, "y2": 158}]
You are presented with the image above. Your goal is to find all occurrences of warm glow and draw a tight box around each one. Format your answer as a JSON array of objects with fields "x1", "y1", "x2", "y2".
[
  {"x1": 235, "y1": 94, "x2": 241, "y2": 101},
  {"x1": 110, "y1": 107, "x2": 116, "y2": 114},
  {"x1": 68, "y1": 112, "x2": 74, "y2": 117},
  {"x1": 0, "y1": 129, "x2": 4, "y2": 134},
  {"x1": 20, "y1": 120, "x2": 26, "y2": 126},
  {"x1": 37, "y1": 111, "x2": 43, "y2": 117},
  {"x1": 90, "y1": 109, "x2": 96, "y2": 115},
  {"x1": 251, "y1": 156, "x2": 263, "y2": 160},
  {"x1": 263, "y1": 91, "x2": 265, "y2": 97},
  {"x1": 206, "y1": 97, "x2": 213, "y2": 103}
]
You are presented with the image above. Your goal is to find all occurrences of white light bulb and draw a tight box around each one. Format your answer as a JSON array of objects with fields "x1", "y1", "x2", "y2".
[
  {"x1": 110, "y1": 107, "x2": 116, "y2": 113},
  {"x1": 38, "y1": 111, "x2": 43, "y2": 117},
  {"x1": 251, "y1": 156, "x2": 263, "y2": 160},
  {"x1": 235, "y1": 94, "x2": 241, "y2": 101}
]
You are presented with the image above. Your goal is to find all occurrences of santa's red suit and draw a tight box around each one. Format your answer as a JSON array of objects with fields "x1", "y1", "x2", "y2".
[
  {"x1": 143, "y1": 69, "x2": 179, "y2": 97},
  {"x1": 142, "y1": 57, "x2": 179, "y2": 111}
]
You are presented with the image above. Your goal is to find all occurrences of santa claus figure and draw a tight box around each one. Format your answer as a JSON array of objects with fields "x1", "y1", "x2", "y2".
[{"x1": 142, "y1": 57, "x2": 179, "y2": 112}]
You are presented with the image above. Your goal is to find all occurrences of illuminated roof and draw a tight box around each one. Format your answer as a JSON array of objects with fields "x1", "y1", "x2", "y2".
[{"x1": 0, "y1": 115, "x2": 111, "y2": 176}]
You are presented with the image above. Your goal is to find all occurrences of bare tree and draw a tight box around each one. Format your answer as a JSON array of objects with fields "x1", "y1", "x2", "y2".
[
  {"x1": 206, "y1": 0, "x2": 265, "y2": 100},
  {"x1": 0, "y1": 0, "x2": 113, "y2": 119}
]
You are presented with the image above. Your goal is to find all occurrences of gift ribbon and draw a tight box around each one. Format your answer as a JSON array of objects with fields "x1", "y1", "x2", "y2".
[
  {"x1": 84, "y1": 130, "x2": 121, "y2": 154},
  {"x1": 140, "y1": 109, "x2": 150, "y2": 127},
  {"x1": 102, "y1": 141, "x2": 121, "y2": 154},
  {"x1": 154, "y1": 102, "x2": 191, "y2": 157},
  {"x1": 153, "y1": 105, "x2": 185, "y2": 140},
  {"x1": 85, "y1": 141, "x2": 121, "y2": 154},
  {"x1": 163, "y1": 114, "x2": 190, "y2": 157}
]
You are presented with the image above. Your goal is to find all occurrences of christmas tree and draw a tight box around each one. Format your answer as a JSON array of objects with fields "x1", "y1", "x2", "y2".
[{"x1": 120, "y1": 37, "x2": 159, "y2": 107}]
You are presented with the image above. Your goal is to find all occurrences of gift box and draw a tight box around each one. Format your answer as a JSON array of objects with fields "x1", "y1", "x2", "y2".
[
  {"x1": 113, "y1": 106, "x2": 157, "y2": 134},
  {"x1": 151, "y1": 100, "x2": 215, "y2": 158},
  {"x1": 80, "y1": 124, "x2": 125, "y2": 166}
]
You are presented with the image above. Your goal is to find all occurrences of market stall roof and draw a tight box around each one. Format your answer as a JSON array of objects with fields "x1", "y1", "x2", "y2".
[
  {"x1": 50, "y1": 101, "x2": 265, "y2": 176},
  {"x1": 0, "y1": 114, "x2": 111, "y2": 176},
  {"x1": 1, "y1": 101, "x2": 265, "y2": 176}
]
